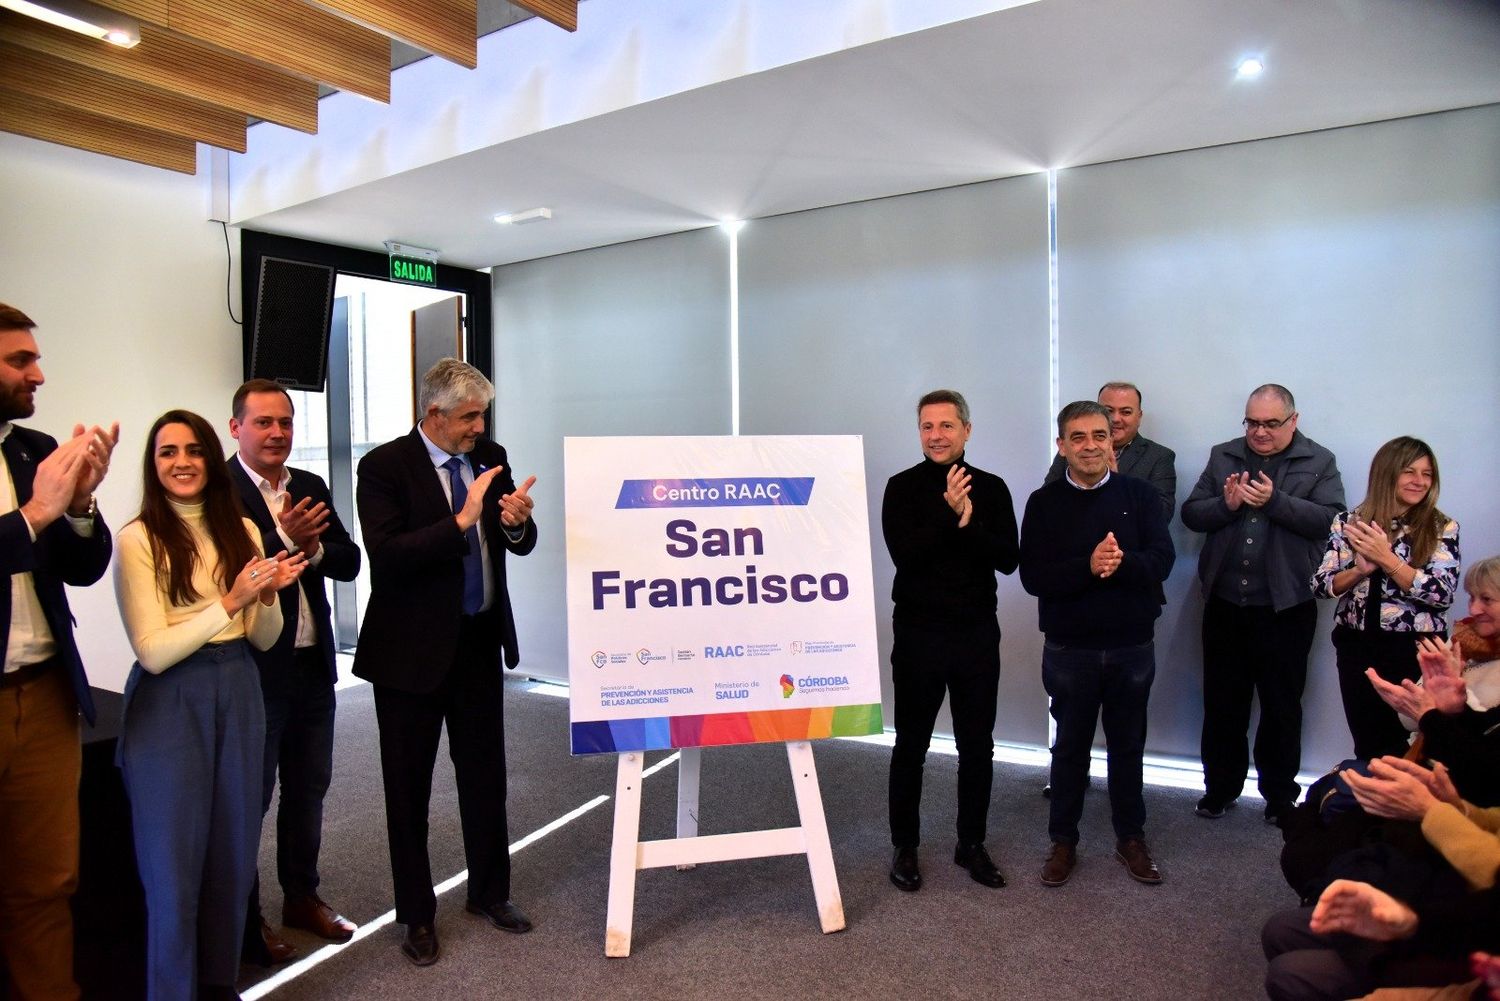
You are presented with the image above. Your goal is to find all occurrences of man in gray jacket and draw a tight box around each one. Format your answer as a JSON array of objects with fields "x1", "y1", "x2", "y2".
[
  {"x1": 1181, "y1": 384, "x2": 1343, "y2": 826},
  {"x1": 1046, "y1": 382, "x2": 1176, "y2": 520}
]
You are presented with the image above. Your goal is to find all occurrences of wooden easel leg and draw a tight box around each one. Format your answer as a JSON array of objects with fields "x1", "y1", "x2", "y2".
[
  {"x1": 675, "y1": 746, "x2": 701, "y2": 870},
  {"x1": 605, "y1": 751, "x2": 645, "y2": 957},
  {"x1": 785, "y1": 740, "x2": 846, "y2": 933}
]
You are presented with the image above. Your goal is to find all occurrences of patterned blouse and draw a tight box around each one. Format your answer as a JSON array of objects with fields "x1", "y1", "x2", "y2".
[{"x1": 1311, "y1": 511, "x2": 1461, "y2": 634}]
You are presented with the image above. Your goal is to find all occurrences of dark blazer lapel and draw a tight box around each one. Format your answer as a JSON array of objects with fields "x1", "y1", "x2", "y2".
[
  {"x1": 228, "y1": 457, "x2": 277, "y2": 533},
  {"x1": 2, "y1": 428, "x2": 37, "y2": 503},
  {"x1": 405, "y1": 426, "x2": 453, "y2": 521}
]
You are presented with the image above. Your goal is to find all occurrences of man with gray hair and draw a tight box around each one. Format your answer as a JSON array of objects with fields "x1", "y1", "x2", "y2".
[
  {"x1": 1045, "y1": 382, "x2": 1176, "y2": 520},
  {"x1": 1182, "y1": 384, "x2": 1343, "y2": 827},
  {"x1": 354, "y1": 358, "x2": 538, "y2": 967},
  {"x1": 1020, "y1": 400, "x2": 1173, "y2": 888}
]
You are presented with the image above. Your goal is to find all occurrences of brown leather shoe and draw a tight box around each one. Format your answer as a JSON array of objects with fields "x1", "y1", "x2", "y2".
[
  {"x1": 1115, "y1": 838, "x2": 1163, "y2": 884},
  {"x1": 283, "y1": 893, "x2": 357, "y2": 942},
  {"x1": 1040, "y1": 842, "x2": 1076, "y2": 887},
  {"x1": 256, "y1": 917, "x2": 299, "y2": 966}
]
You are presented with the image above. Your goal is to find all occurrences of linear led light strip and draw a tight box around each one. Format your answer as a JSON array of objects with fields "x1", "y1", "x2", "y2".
[
  {"x1": 243, "y1": 740, "x2": 682, "y2": 998},
  {"x1": 0, "y1": 0, "x2": 139, "y2": 45}
]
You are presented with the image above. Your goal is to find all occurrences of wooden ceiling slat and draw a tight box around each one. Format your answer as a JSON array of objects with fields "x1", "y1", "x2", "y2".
[
  {"x1": 94, "y1": 0, "x2": 166, "y2": 22},
  {"x1": 0, "y1": 12, "x2": 319, "y2": 133},
  {"x1": 162, "y1": 0, "x2": 391, "y2": 103},
  {"x1": 511, "y1": 0, "x2": 577, "y2": 32},
  {"x1": 311, "y1": 0, "x2": 477, "y2": 69},
  {"x1": 0, "y1": 42, "x2": 245, "y2": 152},
  {"x1": 0, "y1": 88, "x2": 197, "y2": 173}
]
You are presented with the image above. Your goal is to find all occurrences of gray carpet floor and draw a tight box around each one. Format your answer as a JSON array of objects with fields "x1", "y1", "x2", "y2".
[{"x1": 239, "y1": 679, "x2": 1297, "y2": 1000}]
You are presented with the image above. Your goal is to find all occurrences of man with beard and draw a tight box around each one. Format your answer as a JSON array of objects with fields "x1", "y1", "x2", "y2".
[{"x1": 0, "y1": 303, "x2": 116, "y2": 999}]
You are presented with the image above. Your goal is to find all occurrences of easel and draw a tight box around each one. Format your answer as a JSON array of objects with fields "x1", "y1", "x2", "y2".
[{"x1": 604, "y1": 740, "x2": 845, "y2": 957}]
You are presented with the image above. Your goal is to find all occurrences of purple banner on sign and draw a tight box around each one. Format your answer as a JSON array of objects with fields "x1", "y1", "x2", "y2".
[{"x1": 614, "y1": 477, "x2": 814, "y2": 509}]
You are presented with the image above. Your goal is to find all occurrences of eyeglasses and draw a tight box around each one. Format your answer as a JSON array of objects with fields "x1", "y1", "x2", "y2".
[{"x1": 1243, "y1": 415, "x2": 1295, "y2": 431}]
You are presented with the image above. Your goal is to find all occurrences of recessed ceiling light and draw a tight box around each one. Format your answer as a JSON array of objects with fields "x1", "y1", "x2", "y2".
[
  {"x1": 494, "y1": 207, "x2": 551, "y2": 225},
  {"x1": 1236, "y1": 56, "x2": 1265, "y2": 80},
  {"x1": 719, "y1": 219, "x2": 745, "y2": 234}
]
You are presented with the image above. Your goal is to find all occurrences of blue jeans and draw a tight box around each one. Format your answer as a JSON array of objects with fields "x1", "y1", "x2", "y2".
[
  {"x1": 259, "y1": 647, "x2": 337, "y2": 898},
  {"x1": 1041, "y1": 639, "x2": 1155, "y2": 846},
  {"x1": 119, "y1": 641, "x2": 263, "y2": 1000}
]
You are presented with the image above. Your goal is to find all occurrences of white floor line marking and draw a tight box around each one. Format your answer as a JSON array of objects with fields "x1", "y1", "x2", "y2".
[{"x1": 244, "y1": 742, "x2": 685, "y2": 998}]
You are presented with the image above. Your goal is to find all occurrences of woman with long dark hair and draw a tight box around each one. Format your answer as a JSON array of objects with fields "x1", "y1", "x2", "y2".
[
  {"x1": 114, "y1": 409, "x2": 305, "y2": 1000},
  {"x1": 1313, "y1": 436, "x2": 1460, "y2": 760}
]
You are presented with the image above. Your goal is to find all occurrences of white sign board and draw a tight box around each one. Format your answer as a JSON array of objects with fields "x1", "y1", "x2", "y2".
[{"x1": 564, "y1": 435, "x2": 883, "y2": 753}]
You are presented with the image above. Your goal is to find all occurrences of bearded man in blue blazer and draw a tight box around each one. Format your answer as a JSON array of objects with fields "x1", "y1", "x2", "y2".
[{"x1": 0, "y1": 302, "x2": 116, "y2": 1000}]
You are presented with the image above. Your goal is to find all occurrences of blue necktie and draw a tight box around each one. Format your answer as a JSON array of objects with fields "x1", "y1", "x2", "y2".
[{"x1": 443, "y1": 456, "x2": 484, "y2": 614}]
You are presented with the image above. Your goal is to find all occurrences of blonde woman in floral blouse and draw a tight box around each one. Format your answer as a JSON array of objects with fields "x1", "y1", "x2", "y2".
[{"x1": 1313, "y1": 436, "x2": 1460, "y2": 760}]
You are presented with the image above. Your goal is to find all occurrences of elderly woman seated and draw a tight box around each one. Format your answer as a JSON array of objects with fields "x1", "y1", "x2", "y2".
[
  {"x1": 1366, "y1": 555, "x2": 1500, "y2": 806},
  {"x1": 1263, "y1": 756, "x2": 1500, "y2": 1000}
]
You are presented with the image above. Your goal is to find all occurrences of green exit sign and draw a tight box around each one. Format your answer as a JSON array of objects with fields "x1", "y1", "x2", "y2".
[{"x1": 385, "y1": 242, "x2": 439, "y2": 287}]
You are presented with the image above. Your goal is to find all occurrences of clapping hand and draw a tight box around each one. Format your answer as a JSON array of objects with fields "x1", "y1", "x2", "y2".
[
  {"x1": 1345, "y1": 515, "x2": 1396, "y2": 570},
  {"x1": 260, "y1": 550, "x2": 309, "y2": 604},
  {"x1": 1310, "y1": 880, "x2": 1418, "y2": 941},
  {"x1": 68, "y1": 421, "x2": 118, "y2": 512},
  {"x1": 943, "y1": 464, "x2": 973, "y2": 528},
  {"x1": 1417, "y1": 636, "x2": 1468, "y2": 715},
  {"x1": 500, "y1": 475, "x2": 537, "y2": 528},
  {"x1": 1341, "y1": 755, "x2": 1459, "y2": 821},
  {"x1": 1222, "y1": 472, "x2": 1247, "y2": 512},
  {"x1": 277, "y1": 497, "x2": 331, "y2": 558},
  {"x1": 1364, "y1": 667, "x2": 1435, "y2": 722},
  {"x1": 1091, "y1": 531, "x2": 1123, "y2": 578},
  {"x1": 1240, "y1": 470, "x2": 1275, "y2": 508}
]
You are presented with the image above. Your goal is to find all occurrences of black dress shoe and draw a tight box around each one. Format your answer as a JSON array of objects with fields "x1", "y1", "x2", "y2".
[
  {"x1": 465, "y1": 899, "x2": 534, "y2": 934},
  {"x1": 889, "y1": 846, "x2": 922, "y2": 892},
  {"x1": 242, "y1": 917, "x2": 298, "y2": 968},
  {"x1": 1264, "y1": 800, "x2": 1297, "y2": 828},
  {"x1": 954, "y1": 843, "x2": 1006, "y2": 888},
  {"x1": 401, "y1": 923, "x2": 439, "y2": 967}
]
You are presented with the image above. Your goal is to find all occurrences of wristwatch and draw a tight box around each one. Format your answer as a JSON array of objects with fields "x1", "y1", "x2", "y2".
[{"x1": 68, "y1": 495, "x2": 97, "y2": 520}]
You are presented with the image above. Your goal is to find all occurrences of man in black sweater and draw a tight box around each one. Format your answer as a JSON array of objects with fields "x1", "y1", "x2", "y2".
[
  {"x1": 1020, "y1": 401, "x2": 1174, "y2": 888},
  {"x1": 883, "y1": 389, "x2": 1020, "y2": 893}
]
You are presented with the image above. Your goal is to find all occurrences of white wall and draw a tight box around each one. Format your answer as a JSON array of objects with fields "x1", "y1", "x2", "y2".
[
  {"x1": 493, "y1": 226, "x2": 734, "y2": 679},
  {"x1": 0, "y1": 132, "x2": 248, "y2": 693},
  {"x1": 493, "y1": 104, "x2": 1500, "y2": 772},
  {"x1": 1058, "y1": 103, "x2": 1500, "y2": 767}
]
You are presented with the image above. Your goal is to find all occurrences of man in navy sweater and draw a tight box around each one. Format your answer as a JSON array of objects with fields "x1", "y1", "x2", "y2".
[{"x1": 1020, "y1": 401, "x2": 1174, "y2": 888}]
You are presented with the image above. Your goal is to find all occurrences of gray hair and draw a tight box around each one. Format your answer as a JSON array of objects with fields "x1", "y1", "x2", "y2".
[
  {"x1": 1098, "y1": 381, "x2": 1142, "y2": 408},
  {"x1": 917, "y1": 389, "x2": 970, "y2": 424},
  {"x1": 1248, "y1": 383, "x2": 1296, "y2": 414},
  {"x1": 1465, "y1": 556, "x2": 1500, "y2": 598},
  {"x1": 1057, "y1": 400, "x2": 1110, "y2": 438},
  {"x1": 419, "y1": 358, "x2": 494, "y2": 414}
]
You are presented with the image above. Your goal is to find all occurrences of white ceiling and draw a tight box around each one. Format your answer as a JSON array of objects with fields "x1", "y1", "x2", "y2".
[{"x1": 240, "y1": 0, "x2": 1500, "y2": 270}]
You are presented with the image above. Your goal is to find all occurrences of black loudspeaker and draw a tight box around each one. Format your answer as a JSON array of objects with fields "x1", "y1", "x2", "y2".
[{"x1": 249, "y1": 256, "x2": 336, "y2": 390}]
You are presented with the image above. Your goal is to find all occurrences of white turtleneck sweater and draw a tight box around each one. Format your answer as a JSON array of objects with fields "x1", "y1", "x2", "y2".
[{"x1": 114, "y1": 499, "x2": 282, "y2": 674}]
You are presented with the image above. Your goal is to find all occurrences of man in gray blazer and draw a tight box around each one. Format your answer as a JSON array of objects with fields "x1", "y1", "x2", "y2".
[{"x1": 1046, "y1": 382, "x2": 1177, "y2": 520}]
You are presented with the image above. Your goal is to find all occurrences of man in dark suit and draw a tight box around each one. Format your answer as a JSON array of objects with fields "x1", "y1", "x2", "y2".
[
  {"x1": 1045, "y1": 382, "x2": 1177, "y2": 520},
  {"x1": 353, "y1": 358, "x2": 537, "y2": 967},
  {"x1": 227, "y1": 379, "x2": 363, "y2": 963},
  {"x1": 0, "y1": 302, "x2": 116, "y2": 1000}
]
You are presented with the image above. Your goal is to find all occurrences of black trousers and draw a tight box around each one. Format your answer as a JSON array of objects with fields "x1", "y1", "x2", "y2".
[
  {"x1": 1333, "y1": 625, "x2": 1434, "y2": 761},
  {"x1": 888, "y1": 617, "x2": 1000, "y2": 849},
  {"x1": 373, "y1": 619, "x2": 510, "y2": 926},
  {"x1": 1201, "y1": 597, "x2": 1317, "y2": 806}
]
